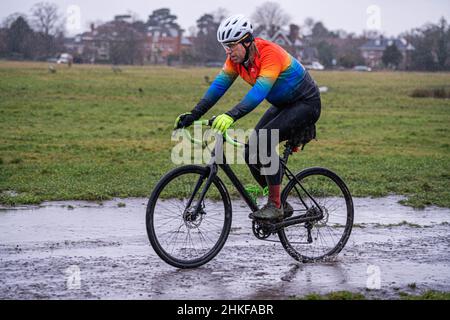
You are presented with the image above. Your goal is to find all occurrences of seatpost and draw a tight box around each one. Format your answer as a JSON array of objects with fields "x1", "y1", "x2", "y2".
[{"x1": 282, "y1": 143, "x2": 293, "y2": 164}]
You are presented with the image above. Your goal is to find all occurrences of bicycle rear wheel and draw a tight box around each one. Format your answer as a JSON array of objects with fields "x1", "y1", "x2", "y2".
[
  {"x1": 146, "y1": 165, "x2": 232, "y2": 268},
  {"x1": 279, "y1": 167, "x2": 354, "y2": 262}
]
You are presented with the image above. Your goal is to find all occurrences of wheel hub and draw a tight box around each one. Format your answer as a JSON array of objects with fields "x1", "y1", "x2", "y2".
[
  {"x1": 183, "y1": 208, "x2": 204, "y2": 229},
  {"x1": 315, "y1": 206, "x2": 329, "y2": 227}
]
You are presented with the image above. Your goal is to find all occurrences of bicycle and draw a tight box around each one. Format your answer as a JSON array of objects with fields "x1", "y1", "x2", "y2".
[{"x1": 146, "y1": 117, "x2": 354, "y2": 269}]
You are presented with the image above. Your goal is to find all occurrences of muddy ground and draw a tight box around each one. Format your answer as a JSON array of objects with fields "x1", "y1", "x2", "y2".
[{"x1": 0, "y1": 196, "x2": 449, "y2": 300}]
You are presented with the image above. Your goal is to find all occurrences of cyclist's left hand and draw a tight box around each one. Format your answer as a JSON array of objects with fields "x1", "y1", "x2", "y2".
[
  {"x1": 212, "y1": 114, "x2": 234, "y2": 134},
  {"x1": 175, "y1": 112, "x2": 196, "y2": 129}
]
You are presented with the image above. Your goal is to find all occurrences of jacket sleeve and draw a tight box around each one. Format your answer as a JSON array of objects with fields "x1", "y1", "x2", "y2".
[
  {"x1": 226, "y1": 49, "x2": 282, "y2": 120},
  {"x1": 191, "y1": 60, "x2": 238, "y2": 118}
]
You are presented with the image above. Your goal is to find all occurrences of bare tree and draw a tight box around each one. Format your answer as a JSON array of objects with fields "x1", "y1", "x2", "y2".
[
  {"x1": 303, "y1": 17, "x2": 315, "y2": 36},
  {"x1": 251, "y1": 2, "x2": 290, "y2": 38},
  {"x1": 30, "y1": 2, "x2": 62, "y2": 36}
]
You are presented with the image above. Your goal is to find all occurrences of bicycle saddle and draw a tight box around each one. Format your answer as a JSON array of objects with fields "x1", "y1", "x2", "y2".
[{"x1": 286, "y1": 124, "x2": 317, "y2": 151}]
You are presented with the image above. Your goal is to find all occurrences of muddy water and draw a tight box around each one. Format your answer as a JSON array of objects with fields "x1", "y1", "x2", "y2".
[{"x1": 0, "y1": 196, "x2": 449, "y2": 300}]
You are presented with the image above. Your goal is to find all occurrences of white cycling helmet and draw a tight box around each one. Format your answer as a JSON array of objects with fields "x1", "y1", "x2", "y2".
[{"x1": 217, "y1": 14, "x2": 253, "y2": 43}]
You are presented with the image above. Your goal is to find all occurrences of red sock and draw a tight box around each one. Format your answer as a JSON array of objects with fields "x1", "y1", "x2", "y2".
[{"x1": 268, "y1": 185, "x2": 281, "y2": 208}]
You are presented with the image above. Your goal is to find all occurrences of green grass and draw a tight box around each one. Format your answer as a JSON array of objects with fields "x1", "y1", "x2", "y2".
[
  {"x1": 374, "y1": 221, "x2": 423, "y2": 228},
  {"x1": 296, "y1": 291, "x2": 366, "y2": 300},
  {"x1": 292, "y1": 290, "x2": 450, "y2": 300},
  {"x1": 411, "y1": 87, "x2": 450, "y2": 99},
  {"x1": 0, "y1": 61, "x2": 449, "y2": 207},
  {"x1": 399, "y1": 290, "x2": 450, "y2": 300}
]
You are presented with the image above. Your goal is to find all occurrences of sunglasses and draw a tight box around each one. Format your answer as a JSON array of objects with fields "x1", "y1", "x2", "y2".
[{"x1": 221, "y1": 34, "x2": 251, "y2": 50}]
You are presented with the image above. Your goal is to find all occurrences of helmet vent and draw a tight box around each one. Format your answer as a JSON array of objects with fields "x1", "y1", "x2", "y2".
[
  {"x1": 234, "y1": 31, "x2": 241, "y2": 38},
  {"x1": 243, "y1": 22, "x2": 247, "y2": 27},
  {"x1": 226, "y1": 29, "x2": 232, "y2": 39}
]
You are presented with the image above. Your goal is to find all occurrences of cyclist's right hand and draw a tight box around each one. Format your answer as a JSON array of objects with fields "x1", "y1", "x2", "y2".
[{"x1": 175, "y1": 112, "x2": 196, "y2": 129}]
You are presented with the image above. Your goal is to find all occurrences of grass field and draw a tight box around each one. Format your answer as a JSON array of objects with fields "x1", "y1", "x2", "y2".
[
  {"x1": 0, "y1": 61, "x2": 449, "y2": 207},
  {"x1": 292, "y1": 290, "x2": 450, "y2": 300}
]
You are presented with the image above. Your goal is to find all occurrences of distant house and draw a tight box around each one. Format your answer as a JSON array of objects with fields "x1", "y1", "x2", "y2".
[
  {"x1": 64, "y1": 14, "x2": 187, "y2": 65},
  {"x1": 298, "y1": 45, "x2": 319, "y2": 65},
  {"x1": 271, "y1": 29, "x2": 304, "y2": 59},
  {"x1": 180, "y1": 36, "x2": 194, "y2": 51},
  {"x1": 146, "y1": 24, "x2": 183, "y2": 64},
  {"x1": 360, "y1": 37, "x2": 415, "y2": 69},
  {"x1": 255, "y1": 24, "x2": 319, "y2": 64},
  {"x1": 64, "y1": 35, "x2": 85, "y2": 57},
  {"x1": 64, "y1": 16, "x2": 145, "y2": 64}
]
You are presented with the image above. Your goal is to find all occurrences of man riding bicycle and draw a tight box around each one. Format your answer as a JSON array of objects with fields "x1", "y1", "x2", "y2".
[{"x1": 176, "y1": 14, "x2": 321, "y2": 221}]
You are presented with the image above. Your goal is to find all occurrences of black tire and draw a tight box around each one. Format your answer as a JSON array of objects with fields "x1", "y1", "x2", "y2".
[
  {"x1": 278, "y1": 167, "x2": 354, "y2": 262},
  {"x1": 146, "y1": 165, "x2": 232, "y2": 268}
]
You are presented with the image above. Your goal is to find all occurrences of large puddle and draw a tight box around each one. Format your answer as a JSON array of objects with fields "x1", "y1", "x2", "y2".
[{"x1": 1, "y1": 196, "x2": 449, "y2": 299}]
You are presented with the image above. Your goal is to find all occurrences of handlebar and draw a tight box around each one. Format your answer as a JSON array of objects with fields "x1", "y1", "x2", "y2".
[{"x1": 174, "y1": 117, "x2": 244, "y2": 148}]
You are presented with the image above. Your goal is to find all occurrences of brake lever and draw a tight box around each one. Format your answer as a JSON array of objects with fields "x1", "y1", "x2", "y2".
[{"x1": 208, "y1": 116, "x2": 217, "y2": 127}]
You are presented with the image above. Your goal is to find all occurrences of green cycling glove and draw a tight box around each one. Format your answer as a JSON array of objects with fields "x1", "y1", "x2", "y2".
[{"x1": 212, "y1": 114, "x2": 234, "y2": 134}]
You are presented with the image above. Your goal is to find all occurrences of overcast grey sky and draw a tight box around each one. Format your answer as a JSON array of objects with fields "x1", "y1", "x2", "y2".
[{"x1": 2, "y1": 0, "x2": 449, "y2": 36}]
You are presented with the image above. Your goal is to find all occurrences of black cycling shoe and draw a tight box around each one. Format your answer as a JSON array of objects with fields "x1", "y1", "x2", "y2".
[{"x1": 249, "y1": 201, "x2": 284, "y2": 221}]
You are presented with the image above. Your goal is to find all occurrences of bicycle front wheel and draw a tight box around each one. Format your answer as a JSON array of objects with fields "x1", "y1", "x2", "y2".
[
  {"x1": 146, "y1": 165, "x2": 232, "y2": 268},
  {"x1": 279, "y1": 167, "x2": 354, "y2": 262}
]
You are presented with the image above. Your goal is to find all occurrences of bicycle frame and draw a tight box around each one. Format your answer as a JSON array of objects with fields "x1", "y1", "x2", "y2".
[
  {"x1": 187, "y1": 138, "x2": 323, "y2": 231},
  {"x1": 186, "y1": 144, "x2": 259, "y2": 215}
]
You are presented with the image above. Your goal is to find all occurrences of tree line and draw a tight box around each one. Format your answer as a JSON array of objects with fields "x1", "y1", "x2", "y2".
[
  {"x1": 0, "y1": 1, "x2": 449, "y2": 70},
  {"x1": 0, "y1": 2, "x2": 65, "y2": 60}
]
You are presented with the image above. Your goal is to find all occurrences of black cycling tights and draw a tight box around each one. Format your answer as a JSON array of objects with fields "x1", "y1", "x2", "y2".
[{"x1": 244, "y1": 98, "x2": 321, "y2": 186}]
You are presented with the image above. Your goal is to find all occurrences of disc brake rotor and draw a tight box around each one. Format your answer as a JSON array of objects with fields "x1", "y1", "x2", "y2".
[{"x1": 183, "y1": 206, "x2": 205, "y2": 229}]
